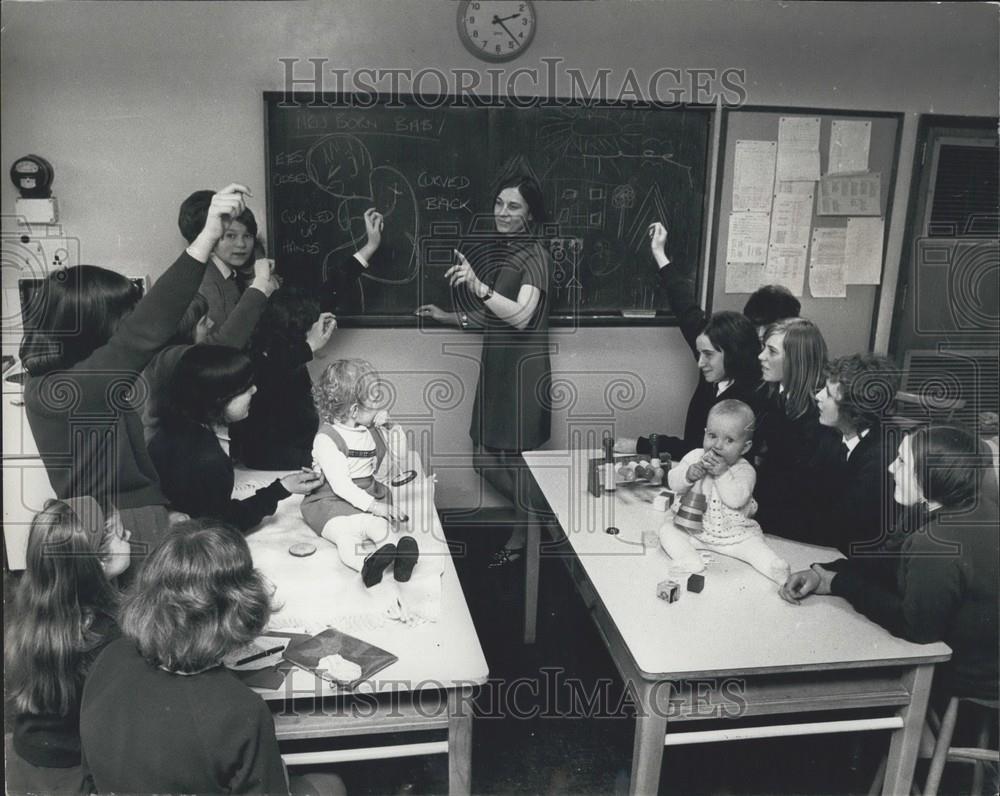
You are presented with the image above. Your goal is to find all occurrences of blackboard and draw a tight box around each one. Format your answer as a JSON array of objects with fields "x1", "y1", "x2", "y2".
[{"x1": 264, "y1": 94, "x2": 711, "y2": 325}]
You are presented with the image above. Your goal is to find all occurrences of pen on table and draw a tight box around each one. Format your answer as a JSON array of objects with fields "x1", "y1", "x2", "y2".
[{"x1": 236, "y1": 645, "x2": 286, "y2": 665}]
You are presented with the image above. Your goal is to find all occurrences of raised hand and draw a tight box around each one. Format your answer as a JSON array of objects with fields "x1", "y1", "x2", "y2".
[
  {"x1": 306, "y1": 312, "x2": 337, "y2": 352},
  {"x1": 648, "y1": 221, "x2": 669, "y2": 267},
  {"x1": 444, "y1": 250, "x2": 486, "y2": 298}
]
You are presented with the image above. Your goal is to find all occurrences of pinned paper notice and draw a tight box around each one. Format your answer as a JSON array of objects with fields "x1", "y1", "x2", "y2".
[
  {"x1": 829, "y1": 120, "x2": 871, "y2": 175},
  {"x1": 733, "y1": 140, "x2": 777, "y2": 212},
  {"x1": 726, "y1": 212, "x2": 770, "y2": 264},
  {"x1": 777, "y1": 117, "x2": 821, "y2": 182},
  {"x1": 725, "y1": 262, "x2": 764, "y2": 295},
  {"x1": 768, "y1": 191, "x2": 814, "y2": 248},
  {"x1": 818, "y1": 173, "x2": 881, "y2": 216},
  {"x1": 809, "y1": 228, "x2": 847, "y2": 298},
  {"x1": 763, "y1": 243, "x2": 808, "y2": 297},
  {"x1": 845, "y1": 217, "x2": 884, "y2": 284}
]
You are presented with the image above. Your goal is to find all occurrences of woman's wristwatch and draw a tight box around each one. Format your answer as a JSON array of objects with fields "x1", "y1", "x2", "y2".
[{"x1": 479, "y1": 284, "x2": 495, "y2": 301}]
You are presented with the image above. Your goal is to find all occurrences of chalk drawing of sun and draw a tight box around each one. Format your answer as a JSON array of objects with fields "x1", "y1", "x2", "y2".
[{"x1": 536, "y1": 110, "x2": 647, "y2": 178}]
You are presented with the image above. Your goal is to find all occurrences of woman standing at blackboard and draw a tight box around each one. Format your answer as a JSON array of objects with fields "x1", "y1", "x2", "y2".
[{"x1": 417, "y1": 174, "x2": 552, "y2": 567}]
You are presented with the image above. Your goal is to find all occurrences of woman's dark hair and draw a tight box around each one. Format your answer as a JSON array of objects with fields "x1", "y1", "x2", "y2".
[
  {"x1": 700, "y1": 311, "x2": 762, "y2": 384},
  {"x1": 250, "y1": 287, "x2": 320, "y2": 357},
  {"x1": 6, "y1": 498, "x2": 119, "y2": 715},
  {"x1": 743, "y1": 284, "x2": 801, "y2": 329},
  {"x1": 492, "y1": 174, "x2": 547, "y2": 226},
  {"x1": 825, "y1": 353, "x2": 900, "y2": 432},
  {"x1": 170, "y1": 293, "x2": 210, "y2": 346},
  {"x1": 908, "y1": 425, "x2": 992, "y2": 509},
  {"x1": 177, "y1": 189, "x2": 258, "y2": 243},
  {"x1": 163, "y1": 345, "x2": 254, "y2": 426},
  {"x1": 120, "y1": 519, "x2": 271, "y2": 673},
  {"x1": 19, "y1": 266, "x2": 141, "y2": 374}
]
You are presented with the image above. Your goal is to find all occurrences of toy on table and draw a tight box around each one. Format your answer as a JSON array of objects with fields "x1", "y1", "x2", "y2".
[
  {"x1": 588, "y1": 436, "x2": 672, "y2": 497},
  {"x1": 656, "y1": 579, "x2": 681, "y2": 603},
  {"x1": 673, "y1": 480, "x2": 707, "y2": 533}
]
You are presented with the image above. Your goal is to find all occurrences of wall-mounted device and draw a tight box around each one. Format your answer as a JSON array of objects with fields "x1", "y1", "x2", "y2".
[{"x1": 11, "y1": 155, "x2": 58, "y2": 224}]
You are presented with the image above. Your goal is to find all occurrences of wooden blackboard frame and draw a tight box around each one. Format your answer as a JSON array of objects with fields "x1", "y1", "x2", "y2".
[{"x1": 263, "y1": 92, "x2": 715, "y2": 328}]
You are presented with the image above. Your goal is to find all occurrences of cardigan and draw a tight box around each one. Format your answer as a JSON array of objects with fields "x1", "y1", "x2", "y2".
[
  {"x1": 25, "y1": 251, "x2": 206, "y2": 511},
  {"x1": 148, "y1": 419, "x2": 289, "y2": 532},
  {"x1": 825, "y1": 480, "x2": 999, "y2": 700},
  {"x1": 80, "y1": 638, "x2": 288, "y2": 795}
]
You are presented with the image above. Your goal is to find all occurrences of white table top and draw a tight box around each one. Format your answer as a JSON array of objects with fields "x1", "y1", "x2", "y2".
[
  {"x1": 524, "y1": 449, "x2": 951, "y2": 680},
  {"x1": 232, "y1": 469, "x2": 489, "y2": 700}
]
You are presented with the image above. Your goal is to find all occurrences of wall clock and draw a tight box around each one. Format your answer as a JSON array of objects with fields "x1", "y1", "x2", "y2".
[{"x1": 457, "y1": 1, "x2": 537, "y2": 62}]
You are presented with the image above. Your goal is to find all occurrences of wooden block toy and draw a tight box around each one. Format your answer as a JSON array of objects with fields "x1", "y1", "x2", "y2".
[
  {"x1": 656, "y1": 579, "x2": 680, "y2": 603},
  {"x1": 686, "y1": 573, "x2": 705, "y2": 593},
  {"x1": 652, "y1": 490, "x2": 675, "y2": 512}
]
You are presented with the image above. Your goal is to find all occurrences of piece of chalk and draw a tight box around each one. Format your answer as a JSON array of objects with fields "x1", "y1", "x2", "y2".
[{"x1": 289, "y1": 542, "x2": 317, "y2": 557}]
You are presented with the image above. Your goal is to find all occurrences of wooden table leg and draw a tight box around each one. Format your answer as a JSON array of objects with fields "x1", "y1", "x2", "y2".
[
  {"x1": 523, "y1": 517, "x2": 541, "y2": 645},
  {"x1": 882, "y1": 663, "x2": 934, "y2": 796},
  {"x1": 448, "y1": 687, "x2": 474, "y2": 796},
  {"x1": 630, "y1": 680, "x2": 667, "y2": 796}
]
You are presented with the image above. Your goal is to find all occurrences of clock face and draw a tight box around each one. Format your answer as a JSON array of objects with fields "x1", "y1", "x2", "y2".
[{"x1": 458, "y1": 1, "x2": 536, "y2": 62}]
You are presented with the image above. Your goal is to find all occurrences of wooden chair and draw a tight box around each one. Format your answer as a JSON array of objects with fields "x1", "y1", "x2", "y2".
[{"x1": 869, "y1": 697, "x2": 999, "y2": 795}]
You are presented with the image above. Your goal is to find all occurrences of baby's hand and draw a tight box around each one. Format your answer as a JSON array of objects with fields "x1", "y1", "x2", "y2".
[
  {"x1": 686, "y1": 461, "x2": 707, "y2": 482},
  {"x1": 701, "y1": 451, "x2": 728, "y2": 477},
  {"x1": 370, "y1": 501, "x2": 405, "y2": 524}
]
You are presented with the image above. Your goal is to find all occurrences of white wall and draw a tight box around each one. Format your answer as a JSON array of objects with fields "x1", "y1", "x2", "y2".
[{"x1": 3, "y1": 1, "x2": 997, "y2": 506}]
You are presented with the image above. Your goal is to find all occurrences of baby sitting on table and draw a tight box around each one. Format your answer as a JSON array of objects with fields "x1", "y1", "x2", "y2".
[
  {"x1": 659, "y1": 400, "x2": 790, "y2": 584},
  {"x1": 301, "y1": 359, "x2": 421, "y2": 589}
]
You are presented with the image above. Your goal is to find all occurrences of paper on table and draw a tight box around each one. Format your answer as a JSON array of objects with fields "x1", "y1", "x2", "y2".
[
  {"x1": 809, "y1": 228, "x2": 847, "y2": 298},
  {"x1": 845, "y1": 217, "x2": 884, "y2": 284},
  {"x1": 725, "y1": 262, "x2": 764, "y2": 294},
  {"x1": 777, "y1": 117, "x2": 821, "y2": 182},
  {"x1": 763, "y1": 243, "x2": 808, "y2": 297},
  {"x1": 817, "y1": 173, "x2": 881, "y2": 216},
  {"x1": 732, "y1": 140, "x2": 777, "y2": 212},
  {"x1": 768, "y1": 191, "x2": 815, "y2": 248},
  {"x1": 726, "y1": 211, "x2": 770, "y2": 264},
  {"x1": 829, "y1": 120, "x2": 871, "y2": 175}
]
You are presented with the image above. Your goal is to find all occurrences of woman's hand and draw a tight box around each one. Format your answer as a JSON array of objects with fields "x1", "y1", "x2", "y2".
[
  {"x1": 306, "y1": 312, "x2": 337, "y2": 352},
  {"x1": 445, "y1": 250, "x2": 487, "y2": 298},
  {"x1": 280, "y1": 470, "x2": 324, "y2": 495},
  {"x1": 614, "y1": 436, "x2": 638, "y2": 454},
  {"x1": 415, "y1": 304, "x2": 458, "y2": 326},
  {"x1": 369, "y1": 500, "x2": 406, "y2": 523},
  {"x1": 358, "y1": 208, "x2": 384, "y2": 262},
  {"x1": 189, "y1": 183, "x2": 252, "y2": 261},
  {"x1": 648, "y1": 221, "x2": 669, "y2": 268}
]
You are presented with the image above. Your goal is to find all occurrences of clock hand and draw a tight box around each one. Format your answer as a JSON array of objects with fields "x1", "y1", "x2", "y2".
[
  {"x1": 493, "y1": 16, "x2": 520, "y2": 45},
  {"x1": 495, "y1": 12, "x2": 521, "y2": 23}
]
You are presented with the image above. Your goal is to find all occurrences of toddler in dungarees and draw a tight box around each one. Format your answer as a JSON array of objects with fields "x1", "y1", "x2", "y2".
[{"x1": 301, "y1": 359, "x2": 419, "y2": 588}]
